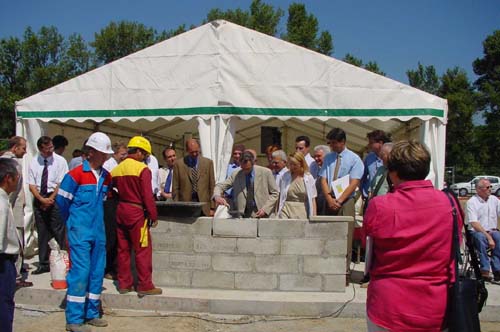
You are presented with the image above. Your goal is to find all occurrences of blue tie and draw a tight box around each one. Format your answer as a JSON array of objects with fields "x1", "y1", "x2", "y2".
[{"x1": 164, "y1": 168, "x2": 173, "y2": 193}]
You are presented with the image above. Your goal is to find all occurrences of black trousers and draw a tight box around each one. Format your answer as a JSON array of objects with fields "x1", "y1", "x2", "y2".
[
  {"x1": 103, "y1": 197, "x2": 118, "y2": 274},
  {"x1": 0, "y1": 255, "x2": 17, "y2": 332},
  {"x1": 34, "y1": 201, "x2": 66, "y2": 267}
]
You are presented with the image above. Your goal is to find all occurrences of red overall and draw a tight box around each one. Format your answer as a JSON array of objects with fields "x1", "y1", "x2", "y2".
[{"x1": 111, "y1": 158, "x2": 158, "y2": 292}]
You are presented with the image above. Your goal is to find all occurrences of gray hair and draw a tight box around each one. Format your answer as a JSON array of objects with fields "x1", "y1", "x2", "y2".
[
  {"x1": 271, "y1": 150, "x2": 287, "y2": 161},
  {"x1": 0, "y1": 158, "x2": 18, "y2": 183},
  {"x1": 313, "y1": 145, "x2": 330, "y2": 154},
  {"x1": 476, "y1": 177, "x2": 490, "y2": 189}
]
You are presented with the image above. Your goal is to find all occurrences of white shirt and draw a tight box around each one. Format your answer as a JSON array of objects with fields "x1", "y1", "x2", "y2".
[
  {"x1": 146, "y1": 155, "x2": 160, "y2": 195},
  {"x1": 305, "y1": 153, "x2": 314, "y2": 167},
  {"x1": 68, "y1": 156, "x2": 84, "y2": 170},
  {"x1": 158, "y1": 166, "x2": 173, "y2": 196},
  {"x1": 103, "y1": 157, "x2": 119, "y2": 172},
  {"x1": 28, "y1": 153, "x2": 68, "y2": 193},
  {"x1": 0, "y1": 188, "x2": 20, "y2": 255},
  {"x1": 466, "y1": 194, "x2": 500, "y2": 231},
  {"x1": 274, "y1": 167, "x2": 288, "y2": 191}
]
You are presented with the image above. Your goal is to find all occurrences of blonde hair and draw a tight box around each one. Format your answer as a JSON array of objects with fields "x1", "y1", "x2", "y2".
[{"x1": 288, "y1": 151, "x2": 309, "y2": 176}]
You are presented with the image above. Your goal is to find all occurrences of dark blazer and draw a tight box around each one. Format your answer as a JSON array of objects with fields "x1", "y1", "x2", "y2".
[{"x1": 173, "y1": 156, "x2": 215, "y2": 216}]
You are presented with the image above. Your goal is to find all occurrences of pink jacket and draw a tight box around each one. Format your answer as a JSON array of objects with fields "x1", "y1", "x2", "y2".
[{"x1": 364, "y1": 180, "x2": 461, "y2": 332}]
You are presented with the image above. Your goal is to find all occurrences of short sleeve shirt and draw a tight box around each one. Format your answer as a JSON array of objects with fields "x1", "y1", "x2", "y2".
[
  {"x1": 466, "y1": 194, "x2": 500, "y2": 231},
  {"x1": 319, "y1": 148, "x2": 364, "y2": 197},
  {"x1": 28, "y1": 153, "x2": 69, "y2": 193}
]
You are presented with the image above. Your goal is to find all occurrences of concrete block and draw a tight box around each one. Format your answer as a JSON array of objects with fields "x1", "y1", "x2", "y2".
[
  {"x1": 153, "y1": 270, "x2": 192, "y2": 287},
  {"x1": 192, "y1": 271, "x2": 234, "y2": 289},
  {"x1": 154, "y1": 217, "x2": 212, "y2": 235},
  {"x1": 323, "y1": 275, "x2": 347, "y2": 292},
  {"x1": 152, "y1": 235, "x2": 193, "y2": 252},
  {"x1": 324, "y1": 240, "x2": 347, "y2": 256},
  {"x1": 237, "y1": 238, "x2": 280, "y2": 255},
  {"x1": 152, "y1": 252, "x2": 170, "y2": 268},
  {"x1": 303, "y1": 256, "x2": 346, "y2": 274},
  {"x1": 194, "y1": 236, "x2": 236, "y2": 253},
  {"x1": 212, "y1": 255, "x2": 254, "y2": 272},
  {"x1": 305, "y1": 221, "x2": 348, "y2": 239},
  {"x1": 255, "y1": 256, "x2": 299, "y2": 273},
  {"x1": 281, "y1": 239, "x2": 323, "y2": 255},
  {"x1": 169, "y1": 253, "x2": 211, "y2": 270},
  {"x1": 235, "y1": 273, "x2": 278, "y2": 290},
  {"x1": 213, "y1": 218, "x2": 257, "y2": 237},
  {"x1": 279, "y1": 274, "x2": 322, "y2": 291},
  {"x1": 258, "y1": 219, "x2": 306, "y2": 238}
]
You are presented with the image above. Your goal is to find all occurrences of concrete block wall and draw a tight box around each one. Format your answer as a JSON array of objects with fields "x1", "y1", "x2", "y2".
[{"x1": 152, "y1": 216, "x2": 349, "y2": 292}]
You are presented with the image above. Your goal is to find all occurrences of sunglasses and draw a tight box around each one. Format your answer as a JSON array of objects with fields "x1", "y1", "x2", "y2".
[{"x1": 480, "y1": 185, "x2": 492, "y2": 189}]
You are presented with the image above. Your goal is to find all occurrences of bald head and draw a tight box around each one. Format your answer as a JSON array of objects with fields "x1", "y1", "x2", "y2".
[{"x1": 186, "y1": 139, "x2": 200, "y2": 159}]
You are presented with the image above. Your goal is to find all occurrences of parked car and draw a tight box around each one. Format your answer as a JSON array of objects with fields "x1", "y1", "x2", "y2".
[{"x1": 450, "y1": 175, "x2": 500, "y2": 197}]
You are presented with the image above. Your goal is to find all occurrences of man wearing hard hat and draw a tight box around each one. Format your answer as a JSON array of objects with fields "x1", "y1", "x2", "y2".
[
  {"x1": 56, "y1": 132, "x2": 113, "y2": 332},
  {"x1": 110, "y1": 136, "x2": 161, "y2": 296}
]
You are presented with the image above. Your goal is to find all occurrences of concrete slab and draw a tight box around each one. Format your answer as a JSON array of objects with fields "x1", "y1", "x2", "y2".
[{"x1": 14, "y1": 259, "x2": 500, "y2": 320}]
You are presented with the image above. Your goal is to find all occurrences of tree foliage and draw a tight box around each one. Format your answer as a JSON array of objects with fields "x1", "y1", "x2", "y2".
[
  {"x1": 0, "y1": 26, "x2": 91, "y2": 137},
  {"x1": 406, "y1": 62, "x2": 439, "y2": 95},
  {"x1": 473, "y1": 30, "x2": 500, "y2": 175},
  {"x1": 282, "y1": 3, "x2": 333, "y2": 55},
  {"x1": 439, "y1": 68, "x2": 480, "y2": 180},
  {"x1": 91, "y1": 21, "x2": 159, "y2": 64},
  {"x1": 343, "y1": 53, "x2": 385, "y2": 76}
]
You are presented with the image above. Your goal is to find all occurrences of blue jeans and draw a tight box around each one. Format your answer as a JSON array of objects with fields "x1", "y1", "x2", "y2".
[{"x1": 472, "y1": 230, "x2": 500, "y2": 273}]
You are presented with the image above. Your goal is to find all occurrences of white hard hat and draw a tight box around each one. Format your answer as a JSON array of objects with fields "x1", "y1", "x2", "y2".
[{"x1": 86, "y1": 132, "x2": 114, "y2": 154}]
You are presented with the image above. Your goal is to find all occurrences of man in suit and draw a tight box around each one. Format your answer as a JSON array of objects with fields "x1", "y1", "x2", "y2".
[
  {"x1": 213, "y1": 151, "x2": 279, "y2": 218},
  {"x1": 173, "y1": 139, "x2": 215, "y2": 216}
]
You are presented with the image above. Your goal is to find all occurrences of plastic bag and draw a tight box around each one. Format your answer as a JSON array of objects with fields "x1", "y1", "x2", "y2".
[{"x1": 49, "y1": 238, "x2": 70, "y2": 289}]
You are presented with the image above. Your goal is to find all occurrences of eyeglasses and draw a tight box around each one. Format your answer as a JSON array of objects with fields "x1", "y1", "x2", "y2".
[{"x1": 479, "y1": 185, "x2": 492, "y2": 189}]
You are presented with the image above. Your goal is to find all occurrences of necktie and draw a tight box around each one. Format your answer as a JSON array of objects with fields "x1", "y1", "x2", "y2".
[
  {"x1": 244, "y1": 173, "x2": 255, "y2": 217},
  {"x1": 164, "y1": 168, "x2": 173, "y2": 193},
  {"x1": 333, "y1": 154, "x2": 341, "y2": 180},
  {"x1": 191, "y1": 166, "x2": 199, "y2": 193},
  {"x1": 40, "y1": 159, "x2": 48, "y2": 196}
]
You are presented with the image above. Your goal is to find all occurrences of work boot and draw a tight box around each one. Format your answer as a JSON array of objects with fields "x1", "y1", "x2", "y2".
[
  {"x1": 118, "y1": 287, "x2": 134, "y2": 294},
  {"x1": 66, "y1": 323, "x2": 92, "y2": 332},
  {"x1": 86, "y1": 318, "x2": 108, "y2": 327},
  {"x1": 137, "y1": 287, "x2": 162, "y2": 296}
]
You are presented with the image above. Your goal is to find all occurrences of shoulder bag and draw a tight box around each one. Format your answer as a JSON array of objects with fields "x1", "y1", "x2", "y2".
[{"x1": 443, "y1": 189, "x2": 488, "y2": 332}]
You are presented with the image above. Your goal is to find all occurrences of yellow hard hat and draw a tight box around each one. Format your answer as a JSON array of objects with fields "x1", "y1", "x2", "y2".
[{"x1": 127, "y1": 136, "x2": 152, "y2": 154}]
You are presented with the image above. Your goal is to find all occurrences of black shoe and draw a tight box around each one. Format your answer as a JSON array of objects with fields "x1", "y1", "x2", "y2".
[
  {"x1": 494, "y1": 271, "x2": 500, "y2": 282},
  {"x1": 32, "y1": 266, "x2": 50, "y2": 275}
]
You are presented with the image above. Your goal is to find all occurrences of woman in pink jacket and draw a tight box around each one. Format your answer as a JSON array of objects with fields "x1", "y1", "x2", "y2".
[{"x1": 363, "y1": 140, "x2": 461, "y2": 332}]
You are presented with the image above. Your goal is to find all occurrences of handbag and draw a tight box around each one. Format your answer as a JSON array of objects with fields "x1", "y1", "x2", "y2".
[{"x1": 444, "y1": 190, "x2": 488, "y2": 332}]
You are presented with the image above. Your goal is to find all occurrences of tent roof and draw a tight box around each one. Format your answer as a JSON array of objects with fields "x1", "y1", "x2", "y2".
[{"x1": 16, "y1": 20, "x2": 447, "y2": 124}]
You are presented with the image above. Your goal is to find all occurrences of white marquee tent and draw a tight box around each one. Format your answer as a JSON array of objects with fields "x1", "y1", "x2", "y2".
[{"x1": 16, "y1": 20, "x2": 448, "y2": 188}]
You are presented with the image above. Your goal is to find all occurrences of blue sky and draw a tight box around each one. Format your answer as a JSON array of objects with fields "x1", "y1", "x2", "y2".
[{"x1": 0, "y1": 0, "x2": 498, "y2": 84}]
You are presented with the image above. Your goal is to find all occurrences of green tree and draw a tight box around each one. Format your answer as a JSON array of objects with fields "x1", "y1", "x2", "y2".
[
  {"x1": 406, "y1": 62, "x2": 439, "y2": 95},
  {"x1": 283, "y1": 3, "x2": 333, "y2": 55},
  {"x1": 343, "y1": 53, "x2": 385, "y2": 76},
  {"x1": 91, "y1": 21, "x2": 158, "y2": 64},
  {"x1": 473, "y1": 30, "x2": 500, "y2": 175},
  {"x1": 0, "y1": 26, "x2": 91, "y2": 137},
  {"x1": 206, "y1": 0, "x2": 283, "y2": 36},
  {"x1": 439, "y1": 67, "x2": 480, "y2": 181}
]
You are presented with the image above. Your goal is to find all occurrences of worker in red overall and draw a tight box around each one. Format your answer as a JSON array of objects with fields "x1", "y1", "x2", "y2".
[{"x1": 110, "y1": 136, "x2": 161, "y2": 296}]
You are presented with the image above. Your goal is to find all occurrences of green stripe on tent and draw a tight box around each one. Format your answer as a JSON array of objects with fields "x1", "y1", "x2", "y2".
[{"x1": 17, "y1": 107, "x2": 444, "y2": 119}]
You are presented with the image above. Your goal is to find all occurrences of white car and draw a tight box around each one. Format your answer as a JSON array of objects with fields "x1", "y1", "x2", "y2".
[{"x1": 450, "y1": 175, "x2": 500, "y2": 197}]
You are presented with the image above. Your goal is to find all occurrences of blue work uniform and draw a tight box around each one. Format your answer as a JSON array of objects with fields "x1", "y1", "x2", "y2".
[{"x1": 56, "y1": 160, "x2": 111, "y2": 325}]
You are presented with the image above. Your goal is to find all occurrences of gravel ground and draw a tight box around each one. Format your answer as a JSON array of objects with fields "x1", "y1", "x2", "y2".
[{"x1": 13, "y1": 306, "x2": 500, "y2": 332}]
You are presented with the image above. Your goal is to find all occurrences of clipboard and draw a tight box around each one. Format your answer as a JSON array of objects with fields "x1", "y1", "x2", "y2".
[{"x1": 331, "y1": 174, "x2": 349, "y2": 198}]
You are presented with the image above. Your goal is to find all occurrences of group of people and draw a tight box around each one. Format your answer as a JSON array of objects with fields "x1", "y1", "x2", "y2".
[{"x1": 2, "y1": 125, "x2": 500, "y2": 332}]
